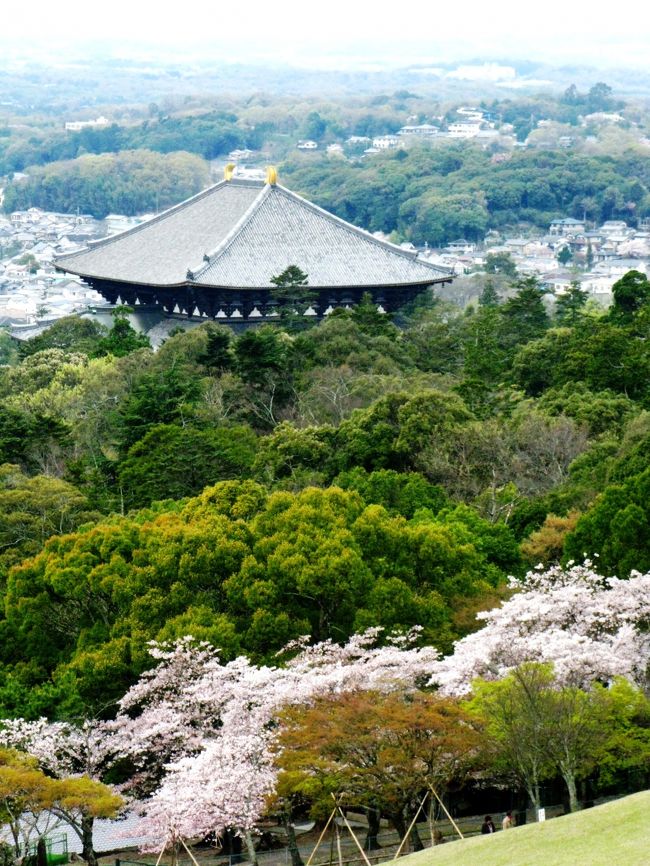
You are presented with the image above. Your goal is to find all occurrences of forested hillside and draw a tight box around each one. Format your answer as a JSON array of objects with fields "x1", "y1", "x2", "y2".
[
  {"x1": 3, "y1": 84, "x2": 649, "y2": 233},
  {"x1": 0, "y1": 273, "x2": 649, "y2": 721},
  {"x1": 283, "y1": 146, "x2": 650, "y2": 244}
]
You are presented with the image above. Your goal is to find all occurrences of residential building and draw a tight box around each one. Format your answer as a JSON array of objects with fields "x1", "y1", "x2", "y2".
[
  {"x1": 64, "y1": 116, "x2": 110, "y2": 132},
  {"x1": 372, "y1": 135, "x2": 401, "y2": 149},
  {"x1": 549, "y1": 217, "x2": 586, "y2": 236}
]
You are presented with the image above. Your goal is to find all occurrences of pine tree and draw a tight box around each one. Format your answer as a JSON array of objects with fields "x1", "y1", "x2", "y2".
[
  {"x1": 269, "y1": 266, "x2": 316, "y2": 328},
  {"x1": 479, "y1": 279, "x2": 501, "y2": 307},
  {"x1": 555, "y1": 281, "x2": 588, "y2": 325}
]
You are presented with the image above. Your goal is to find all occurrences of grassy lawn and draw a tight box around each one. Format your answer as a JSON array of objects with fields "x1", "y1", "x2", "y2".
[{"x1": 401, "y1": 790, "x2": 650, "y2": 866}]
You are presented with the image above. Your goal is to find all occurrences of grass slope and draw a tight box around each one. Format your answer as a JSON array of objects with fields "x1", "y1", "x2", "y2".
[{"x1": 402, "y1": 790, "x2": 650, "y2": 866}]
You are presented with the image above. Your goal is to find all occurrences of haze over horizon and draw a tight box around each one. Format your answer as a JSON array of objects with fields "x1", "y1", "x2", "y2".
[{"x1": 4, "y1": 0, "x2": 649, "y2": 71}]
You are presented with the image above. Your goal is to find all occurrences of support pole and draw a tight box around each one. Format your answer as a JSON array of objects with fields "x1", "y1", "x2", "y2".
[
  {"x1": 154, "y1": 838, "x2": 168, "y2": 866},
  {"x1": 335, "y1": 826, "x2": 343, "y2": 866},
  {"x1": 305, "y1": 808, "x2": 338, "y2": 866},
  {"x1": 179, "y1": 836, "x2": 202, "y2": 866},
  {"x1": 392, "y1": 790, "x2": 430, "y2": 860},
  {"x1": 337, "y1": 807, "x2": 372, "y2": 866},
  {"x1": 429, "y1": 787, "x2": 464, "y2": 840}
]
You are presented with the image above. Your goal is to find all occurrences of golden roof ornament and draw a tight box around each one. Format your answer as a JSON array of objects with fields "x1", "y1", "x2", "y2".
[
  {"x1": 224, "y1": 163, "x2": 236, "y2": 181},
  {"x1": 266, "y1": 166, "x2": 278, "y2": 186}
]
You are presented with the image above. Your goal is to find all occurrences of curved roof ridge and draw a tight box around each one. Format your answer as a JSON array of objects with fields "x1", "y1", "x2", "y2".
[
  {"x1": 191, "y1": 183, "x2": 271, "y2": 279},
  {"x1": 273, "y1": 183, "x2": 447, "y2": 274},
  {"x1": 56, "y1": 177, "x2": 264, "y2": 265}
]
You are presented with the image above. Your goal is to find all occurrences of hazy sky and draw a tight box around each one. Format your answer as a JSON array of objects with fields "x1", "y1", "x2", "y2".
[{"x1": 8, "y1": 0, "x2": 650, "y2": 68}]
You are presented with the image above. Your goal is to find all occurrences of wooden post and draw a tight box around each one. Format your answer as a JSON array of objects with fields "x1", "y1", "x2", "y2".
[{"x1": 429, "y1": 787, "x2": 464, "y2": 840}]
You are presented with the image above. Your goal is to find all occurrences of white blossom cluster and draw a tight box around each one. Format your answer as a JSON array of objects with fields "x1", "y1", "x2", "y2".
[{"x1": 430, "y1": 562, "x2": 650, "y2": 695}]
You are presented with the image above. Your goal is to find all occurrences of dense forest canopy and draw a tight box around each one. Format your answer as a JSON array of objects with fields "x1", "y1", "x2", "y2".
[{"x1": 0, "y1": 270, "x2": 648, "y2": 720}]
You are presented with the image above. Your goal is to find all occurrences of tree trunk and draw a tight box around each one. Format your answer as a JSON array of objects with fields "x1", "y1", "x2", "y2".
[
  {"x1": 36, "y1": 837, "x2": 48, "y2": 866},
  {"x1": 525, "y1": 781, "x2": 542, "y2": 817},
  {"x1": 408, "y1": 823, "x2": 424, "y2": 852},
  {"x1": 391, "y1": 813, "x2": 408, "y2": 850},
  {"x1": 284, "y1": 819, "x2": 304, "y2": 866},
  {"x1": 562, "y1": 768, "x2": 581, "y2": 813},
  {"x1": 364, "y1": 808, "x2": 381, "y2": 850},
  {"x1": 222, "y1": 830, "x2": 243, "y2": 863},
  {"x1": 243, "y1": 830, "x2": 258, "y2": 866},
  {"x1": 8, "y1": 821, "x2": 20, "y2": 857},
  {"x1": 80, "y1": 815, "x2": 98, "y2": 866}
]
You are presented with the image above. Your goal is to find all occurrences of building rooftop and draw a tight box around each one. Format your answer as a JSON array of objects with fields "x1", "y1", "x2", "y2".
[{"x1": 57, "y1": 177, "x2": 447, "y2": 290}]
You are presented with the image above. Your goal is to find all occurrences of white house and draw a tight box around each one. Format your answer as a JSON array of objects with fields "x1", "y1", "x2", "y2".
[
  {"x1": 64, "y1": 116, "x2": 110, "y2": 132},
  {"x1": 372, "y1": 135, "x2": 401, "y2": 149},
  {"x1": 447, "y1": 123, "x2": 482, "y2": 139},
  {"x1": 398, "y1": 124, "x2": 439, "y2": 137}
]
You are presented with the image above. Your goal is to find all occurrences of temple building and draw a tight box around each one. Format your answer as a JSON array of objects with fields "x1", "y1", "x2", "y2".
[{"x1": 55, "y1": 168, "x2": 451, "y2": 323}]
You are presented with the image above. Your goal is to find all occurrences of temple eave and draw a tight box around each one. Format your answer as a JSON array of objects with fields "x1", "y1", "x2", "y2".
[{"x1": 74, "y1": 274, "x2": 451, "y2": 321}]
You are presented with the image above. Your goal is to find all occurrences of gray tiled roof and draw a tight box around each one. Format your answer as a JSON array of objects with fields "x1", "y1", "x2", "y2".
[
  {"x1": 195, "y1": 184, "x2": 446, "y2": 287},
  {"x1": 56, "y1": 180, "x2": 262, "y2": 285},
  {"x1": 57, "y1": 179, "x2": 448, "y2": 288}
]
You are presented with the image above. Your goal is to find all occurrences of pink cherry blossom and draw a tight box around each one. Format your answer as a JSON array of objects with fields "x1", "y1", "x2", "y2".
[{"x1": 430, "y1": 562, "x2": 650, "y2": 696}]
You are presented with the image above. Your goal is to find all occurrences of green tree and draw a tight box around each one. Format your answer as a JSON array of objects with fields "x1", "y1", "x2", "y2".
[
  {"x1": 19, "y1": 317, "x2": 106, "y2": 358},
  {"x1": 333, "y1": 467, "x2": 447, "y2": 518},
  {"x1": 0, "y1": 464, "x2": 98, "y2": 577},
  {"x1": 478, "y1": 280, "x2": 501, "y2": 307},
  {"x1": 403, "y1": 306, "x2": 464, "y2": 375},
  {"x1": 609, "y1": 270, "x2": 650, "y2": 324},
  {"x1": 461, "y1": 304, "x2": 508, "y2": 386},
  {"x1": 269, "y1": 266, "x2": 316, "y2": 327},
  {"x1": 0, "y1": 332, "x2": 17, "y2": 367},
  {"x1": 468, "y1": 665, "x2": 555, "y2": 813},
  {"x1": 118, "y1": 424, "x2": 257, "y2": 509},
  {"x1": 469, "y1": 664, "x2": 615, "y2": 814},
  {"x1": 499, "y1": 277, "x2": 550, "y2": 355},
  {"x1": 3, "y1": 150, "x2": 209, "y2": 219},
  {"x1": 554, "y1": 281, "x2": 588, "y2": 326},
  {"x1": 350, "y1": 292, "x2": 396, "y2": 336},
  {"x1": 564, "y1": 466, "x2": 650, "y2": 575},
  {"x1": 233, "y1": 327, "x2": 293, "y2": 426},
  {"x1": 302, "y1": 112, "x2": 327, "y2": 141},
  {"x1": 93, "y1": 307, "x2": 151, "y2": 358},
  {"x1": 484, "y1": 252, "x2": 517, "y2": 277},
  {"x1": 1, "y1": 479, "x2": 512, "y2": 714},
  {"x1": 557, "y1": 245, "x2": 573, "y2": 266},
  {"x1": 511, "y1": 328, "x2": 573, "y2": 396},
  {"x1": 116, "y1": 363, "x2": 202, "y2": 453},
  {"x1": 537, "y1": 382, "x2": 635, "y2": 437},
  {"x1": 0, "y1": 407, "x2": 70, "y2": 473},
  {"x1": 197, "y1": 326, "x2": 234, "y2": 372}
]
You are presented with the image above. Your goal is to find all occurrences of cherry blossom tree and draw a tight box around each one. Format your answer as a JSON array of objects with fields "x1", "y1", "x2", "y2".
[
  {"x1": 0, "y1": 719, "x2": 120, "y2": 866},
  {"x1": 430, "y1": 562, "x2": 650, "y2": 696},
  {"x1": 111, "y1": 629, "x2": 439, "y2": 854}
]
